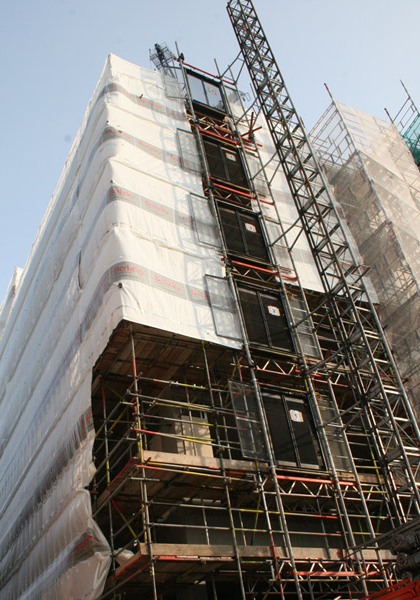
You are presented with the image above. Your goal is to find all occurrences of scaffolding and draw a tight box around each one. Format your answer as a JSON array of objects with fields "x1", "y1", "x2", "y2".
[
  {"x1": 92, "y1": 323, "x2": 403, "y2": 599},
  {"x1": 311, "y1": 96, "x2": 420, "y2": 417},
  {"x1": 390, "y1": 83, "x2": 420, "y2": 168},
  {"x1": 88, "y1": 3, "x2": 420, "y2": 597}
]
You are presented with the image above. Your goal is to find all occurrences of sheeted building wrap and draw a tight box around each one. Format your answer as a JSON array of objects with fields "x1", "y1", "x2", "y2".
[
  {"x1": 312, "y1": 101, "x2": 420, "y2": 415},
  {"x1": 0, "y1": 54, "x2": 243, "y2": 599},
  {"x1": 0, "y1": 54, "x2": 375, "y2": 598}
]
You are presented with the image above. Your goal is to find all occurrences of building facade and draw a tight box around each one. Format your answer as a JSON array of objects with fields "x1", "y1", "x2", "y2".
[{"x1": 0, "y1": 3, "x2": 419, "y2": 598}]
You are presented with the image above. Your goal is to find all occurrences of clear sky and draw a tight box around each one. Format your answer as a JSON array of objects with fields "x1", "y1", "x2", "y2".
[{"x1": 1, "y1": 0, "x2": 418, "y2": 302}]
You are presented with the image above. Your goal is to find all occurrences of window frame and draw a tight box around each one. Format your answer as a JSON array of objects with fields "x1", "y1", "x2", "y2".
[
  {"x1": 262, "y1": 392, "x2": 323, "y2": 470},
  {"x1": 237, "y1": 285, "x2": 294, "y2": 352},
  {"x1": 218, "y1": 205, "x2": 269, "y2": 262},
  {"x1": 203, "y1": 138, "x2": 248, "y2": 187},
  {"x1": 187, "y1": 71, "x2": 225, "y2": 112}
]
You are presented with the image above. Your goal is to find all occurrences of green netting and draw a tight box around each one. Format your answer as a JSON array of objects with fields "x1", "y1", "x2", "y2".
[{"x1": 402, "y1": 112, "x2": 420, "y2": 166}]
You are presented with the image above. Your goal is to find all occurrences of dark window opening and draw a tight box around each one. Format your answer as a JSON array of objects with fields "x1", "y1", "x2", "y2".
[
  {"x1": 203, "y1": 139, "x2": 248, "y2": 187},
  {"x1": 263, "y1": 392, "x2": 322, "y2": 469},
  {"x1": 219, "y1": 206, "x2": 269, "y2": 261},
  {"x1": 187, "y1": 72, "x2": 225, "y2": 111},
  {"x1": 238, "y1": 287, "x2": 294, "y2": 352}
]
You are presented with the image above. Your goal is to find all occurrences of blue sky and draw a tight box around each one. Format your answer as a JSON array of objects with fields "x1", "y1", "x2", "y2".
[{"x1": 1, "y1": 0, "x2": 418, "y2": 302}]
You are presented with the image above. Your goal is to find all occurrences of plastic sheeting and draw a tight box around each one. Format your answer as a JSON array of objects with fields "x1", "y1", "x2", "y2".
[
  {"x1": 0, "y1": 267, "x2": 22, "y2": 337},
  {"x1": 311, "y1": 101, "x2": 420, "y2": 413},
  {"x1": 0, "y1": 54, "x2": 244, "y2": 599}
]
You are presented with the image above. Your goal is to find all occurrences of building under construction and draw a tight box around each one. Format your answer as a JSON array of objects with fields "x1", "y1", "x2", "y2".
[
  {"x1": 0, "y1": 1, "x2": 419, "y2": 599},
  {"x1": 311, "y1": 94, "x2": 420, "y2": 420}
]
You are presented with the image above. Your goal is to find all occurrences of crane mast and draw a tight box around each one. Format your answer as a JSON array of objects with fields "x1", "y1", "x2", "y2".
[{"x1": 227, "y1": 0, "x2": 420, "y2": 595}]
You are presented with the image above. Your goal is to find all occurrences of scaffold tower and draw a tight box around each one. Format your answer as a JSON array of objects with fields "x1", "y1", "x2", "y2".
[{"x1": 311, "y1": 93, "x2": 420, "y2": 420}]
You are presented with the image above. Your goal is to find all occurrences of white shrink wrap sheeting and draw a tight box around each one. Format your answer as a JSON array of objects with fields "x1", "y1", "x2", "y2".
[
  {"x1": 0, "y1": 267, "x2": 22, "y2": 337},
  {"x1": 311, "y1": 101, "x2": 419, "y2": 410},
  {"x1": 0, "y1": 54, "x2": 242, "y2": 599}
]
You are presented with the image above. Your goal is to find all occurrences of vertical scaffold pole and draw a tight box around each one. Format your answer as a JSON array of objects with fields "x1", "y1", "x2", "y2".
[{"x1": 130, "y1": 327, "x2": 158, "y2": 600}]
